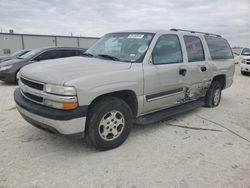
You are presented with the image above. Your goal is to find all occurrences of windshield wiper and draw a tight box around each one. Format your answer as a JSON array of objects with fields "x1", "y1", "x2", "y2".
[
  {"x1": 81, "y1": 52, "x2": 94, "y2": 57},
  {"x1": 97, "y1": 54, "x2": 120, "y2": 61}
]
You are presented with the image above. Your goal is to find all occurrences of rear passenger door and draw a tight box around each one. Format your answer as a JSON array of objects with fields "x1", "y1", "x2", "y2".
[{"x1": 183, "y1": 35, "x2": 212, "y2": 99}]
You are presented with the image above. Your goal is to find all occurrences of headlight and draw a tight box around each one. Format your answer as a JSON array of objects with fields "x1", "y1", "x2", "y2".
[
  {"x1": 241, "y1": 59, "x2": 246, "y2": 64},
  {"x1": 0, "y1": 65, "x2": 13, "y2": 71},
  {"x1": 44, "y1": 99, "x2": 78, "y2": 110},
  {"x1": 45, "y1": 84, "x2": 76, "y2": 95}
]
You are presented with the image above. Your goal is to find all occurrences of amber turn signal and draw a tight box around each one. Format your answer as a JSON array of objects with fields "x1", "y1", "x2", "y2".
[{"x1": 63, "y1": 102, "x2": 78, "y2": 110}]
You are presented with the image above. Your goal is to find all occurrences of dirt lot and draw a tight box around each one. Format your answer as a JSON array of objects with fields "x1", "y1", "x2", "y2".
[{"x1": 0, "y1": 65, "x2": 249, "y2": 188}]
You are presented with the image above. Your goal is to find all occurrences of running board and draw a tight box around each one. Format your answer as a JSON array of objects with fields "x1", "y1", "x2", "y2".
[{"x1": 135, "y1": 99, "x2": 205, "y2": 125}]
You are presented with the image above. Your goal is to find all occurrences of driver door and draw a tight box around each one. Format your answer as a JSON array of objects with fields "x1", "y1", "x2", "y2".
[{"x1": 143, "y1": 34, "x2": 187, "y2": 114}]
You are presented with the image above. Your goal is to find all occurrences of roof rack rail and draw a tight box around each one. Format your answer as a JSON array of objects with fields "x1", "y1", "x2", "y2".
[{"x1": 170, "y1": 28, "x2": 221, "y2": 37}]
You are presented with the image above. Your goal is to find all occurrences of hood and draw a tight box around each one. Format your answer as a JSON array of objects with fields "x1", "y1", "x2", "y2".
[
  {"x1": 0, "y1": 58, "x2": 26, "y2": 66},
  {"x1": 20, "y1": 56, "x2": 132, "y2": 85},
  {"x1": 0, "y1": 55, "x2": 9, "y2": 60},
  {"x1": 0, "y1": 56, "x2": 10, "y2": 62}
]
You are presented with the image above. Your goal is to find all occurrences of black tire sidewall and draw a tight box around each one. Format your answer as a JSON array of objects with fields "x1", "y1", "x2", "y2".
[
  {"x1": 87, "y1": 97, "x2": 132, "y2": 150},
  {"x1": 205, "y1": 81, "x2": 222, "y2": 107},
  {"x1": 241, "y1": 71, "x2": 249, "y2": 76},
  {"x1": 211, "y1": 83, "x2": 221, "y2": 107}
]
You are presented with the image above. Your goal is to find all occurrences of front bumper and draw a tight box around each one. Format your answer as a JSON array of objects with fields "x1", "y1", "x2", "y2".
[
  {"x1": 0, "y1": 69, "x2": 15, "y2": 82},
  {"x1": 241, "y1": 63, "x2": 250, "y2": 73},
  {"x1": 14, "y1": 88, "x2": 88, "y2": 136}
]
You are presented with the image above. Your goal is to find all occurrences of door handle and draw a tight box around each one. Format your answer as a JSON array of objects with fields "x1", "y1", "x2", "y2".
[
  {"x1": 201, "y1": 66, "x2": 207, "y2": 72},
  {"x1": 179, "y1": 68, "x2": 187, "y2": 76}
]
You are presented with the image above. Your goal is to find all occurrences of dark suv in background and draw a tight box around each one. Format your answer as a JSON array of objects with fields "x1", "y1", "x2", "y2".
[{"x1": 0, "y1": 47, "x2": 86, "y2": 83}]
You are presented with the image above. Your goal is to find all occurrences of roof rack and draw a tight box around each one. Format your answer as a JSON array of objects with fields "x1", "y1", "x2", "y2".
[{"x1": 170, "y1": 28, "x2": 221, "y2": 37}]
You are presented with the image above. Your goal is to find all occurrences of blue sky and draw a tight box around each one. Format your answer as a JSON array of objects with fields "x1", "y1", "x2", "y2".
[{"x1": 0, "y1": 0, "x2": 249, "y2": 47}]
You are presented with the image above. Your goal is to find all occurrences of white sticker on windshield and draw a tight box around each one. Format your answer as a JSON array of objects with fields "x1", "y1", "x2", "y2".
[{"x1": 128, "y1": 34, "x2": 144, "y2": 39}]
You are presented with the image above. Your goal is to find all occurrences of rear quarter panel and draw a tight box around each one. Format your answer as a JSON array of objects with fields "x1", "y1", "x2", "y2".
[{"x1": 201, "y1": 36, "x2": 235, "y2": 89}]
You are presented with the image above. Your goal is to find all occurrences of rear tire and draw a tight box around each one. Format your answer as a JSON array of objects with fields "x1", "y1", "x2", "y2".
[
  {"x1": 86, "y1": 96, "x2": 133, "y2": 151},
  {"x1": 205, "y1": 81, "x2": 222, "y2": 108}
]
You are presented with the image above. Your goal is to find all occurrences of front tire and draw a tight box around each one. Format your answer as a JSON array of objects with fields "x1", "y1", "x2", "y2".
[
  {"x1": 86, "y1": 96, "x2": 133, "y2": 151},
  {"x1": 15, "y1": 70, "x2": 20, "y2": 84},
  {"x1": 241, "y1": 71, "x2": 249, "y2": 76},
  {"x1": 205, "y1": 81, "x2": 222, "y2": 108}
]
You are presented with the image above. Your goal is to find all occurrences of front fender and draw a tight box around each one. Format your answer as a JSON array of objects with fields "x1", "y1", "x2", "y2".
[{"x1": 65, "y1": 63, "x2": 144, "y2": 106}]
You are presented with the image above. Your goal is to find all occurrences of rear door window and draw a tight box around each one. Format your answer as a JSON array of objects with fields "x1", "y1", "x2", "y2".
[
  {"x1": 205, "y1": 36, "x2": 233, "y2": 60},
  {"x1": 184, "y1": 36, "x2": 205, "y2": 62}
]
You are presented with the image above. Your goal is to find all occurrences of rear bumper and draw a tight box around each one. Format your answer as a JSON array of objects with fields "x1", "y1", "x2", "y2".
[
  {"x1": 14, "y1": 88, "x2": 88, "y2": 136},
  {"x1": 241, "y1": 63, "x2": 250, "y2": 72}
]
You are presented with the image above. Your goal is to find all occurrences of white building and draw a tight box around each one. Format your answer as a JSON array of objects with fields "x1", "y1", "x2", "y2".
[{"x1": 0, "y1": 32, "x2": 99, "y2": 55}]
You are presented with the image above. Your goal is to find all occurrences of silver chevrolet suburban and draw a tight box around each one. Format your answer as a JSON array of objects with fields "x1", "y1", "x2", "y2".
[{"x1": 14, "y1": 29, "x2": 235, "y2": 150}]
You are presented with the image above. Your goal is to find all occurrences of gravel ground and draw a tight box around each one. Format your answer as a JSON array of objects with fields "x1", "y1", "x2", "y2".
[{"x1": 0, "y1": 65, "x2": 250, "y2": 188}]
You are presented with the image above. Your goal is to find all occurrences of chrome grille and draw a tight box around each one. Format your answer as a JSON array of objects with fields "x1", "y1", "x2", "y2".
[
  {"x1": 20, "y1": 77, "x2": 44, "y2": 90},
  {"x1": 22, "y1": 91, "x2": 43, "y2": 103},
  {"x1": 19, "y1": 76, "x2": 77, "y2": 106},
  {"x1": 19, "y1": 76, "x2": 45, "y2": 104}
]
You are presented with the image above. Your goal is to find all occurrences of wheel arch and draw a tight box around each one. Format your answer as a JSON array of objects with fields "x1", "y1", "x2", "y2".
[
  {"x1": 88, "y1": 90, "x2": 139, "y2": 118},
  {"x1": 212, "y1": 74, "x2": 226, "y2": 89}
]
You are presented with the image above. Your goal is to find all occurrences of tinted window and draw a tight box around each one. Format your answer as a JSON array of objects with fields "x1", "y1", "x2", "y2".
[
  {"x1": 184, "y1": 36, "x2": 205, "y2": 62},
  {"x1": 205, "y1": 36, "x2": 233, "y2": 60},
  {"x1": 60, "y1": 50, "x2": 79, "y2": 58},
  {"x1": 241, "y1": 48, "x2": 250, "y2": 55},
  {"x1": 38, "y1": 50, "x2": 58, "y2": 60},
  {"x1": 152, "y1": 35, "x2": 182, "y2": 65}
]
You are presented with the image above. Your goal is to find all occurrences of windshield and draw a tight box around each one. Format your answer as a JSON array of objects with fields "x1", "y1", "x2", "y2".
[
  {"x1": 242, "y1": 48, "x2": 250, "y2": 55},
  {"x1": 86, "y1": 32, "x2": 154, "y2": 62},
  {"x1": 10, "y1": 50, "x2": 30, "y2": 57},
  {"x1": 19, "y1": 48, "x2": 42, "y2": 59}
]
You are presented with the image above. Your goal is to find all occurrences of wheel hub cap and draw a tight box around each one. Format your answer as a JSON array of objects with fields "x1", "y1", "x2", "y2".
[
  {"x1": 98, "y1": 110, "x2": 125, "y2": 141},
  {"x1": 213, "y1": 89, "x2": 221, "y2": 105}
]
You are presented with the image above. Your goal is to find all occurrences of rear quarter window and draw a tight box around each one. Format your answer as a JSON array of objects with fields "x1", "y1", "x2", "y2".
[{"x1": 205, "y1": 36, "x2": 233, "y2": 60}]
